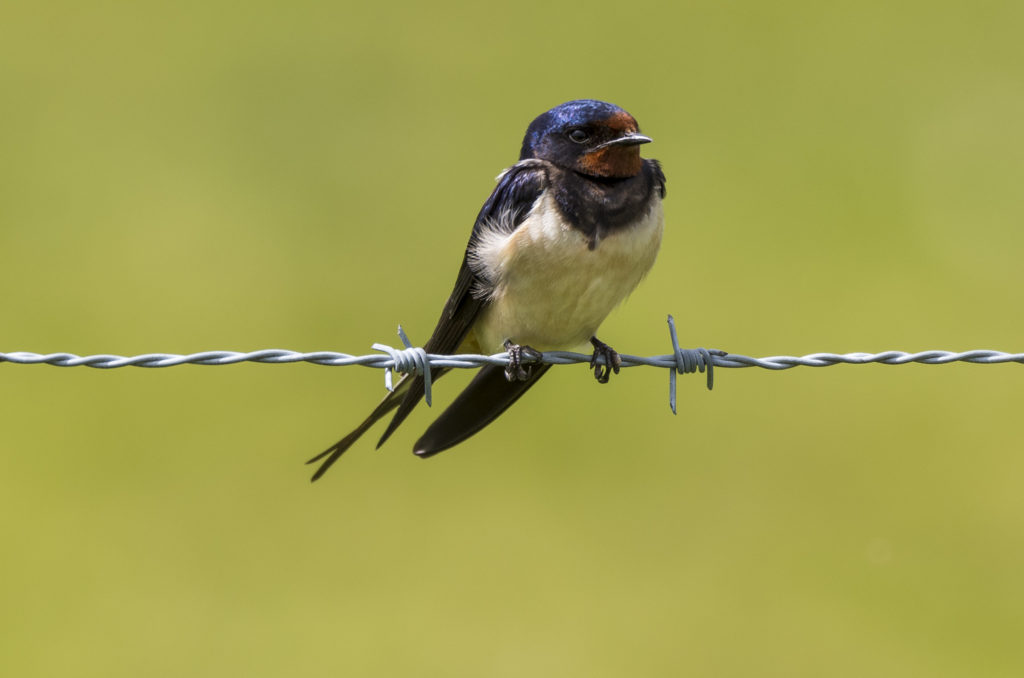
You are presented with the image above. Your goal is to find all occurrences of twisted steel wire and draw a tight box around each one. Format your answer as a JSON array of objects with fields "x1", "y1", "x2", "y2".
[
  {"x1": 3, "y1": 316, "x2": 1020, "y2": 413},
  {"x1": 3, "y1": 348, "x2": 1020, "y2": 369}
]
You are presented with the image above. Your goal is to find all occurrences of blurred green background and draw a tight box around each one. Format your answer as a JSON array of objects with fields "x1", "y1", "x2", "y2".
[{"x1": 2, "y1": 1, "x2": 1023, "y2": 676}]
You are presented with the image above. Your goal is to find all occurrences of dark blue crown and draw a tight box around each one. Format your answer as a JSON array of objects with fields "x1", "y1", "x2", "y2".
[{"x1": 520, "y1": 100, "x2": 627, "y2": 160}]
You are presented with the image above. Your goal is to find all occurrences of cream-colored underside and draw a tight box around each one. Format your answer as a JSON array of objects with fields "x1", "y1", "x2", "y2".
[{"x1": 469, "y1": 191, "x2": 664, "y2": 352}]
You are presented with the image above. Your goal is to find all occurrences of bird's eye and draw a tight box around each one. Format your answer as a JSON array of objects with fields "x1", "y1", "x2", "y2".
[{"x1": 567, "y1": 128, "x2": 590, "y2": 144}]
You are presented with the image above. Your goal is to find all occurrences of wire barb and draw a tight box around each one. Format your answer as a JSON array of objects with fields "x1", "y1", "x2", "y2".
[
  {"x1": 666, "y1": 314, "x2": 726, "y2": 414},
  {"x1": 371, "y1": 326, "x2": 433, "y2": 406}
]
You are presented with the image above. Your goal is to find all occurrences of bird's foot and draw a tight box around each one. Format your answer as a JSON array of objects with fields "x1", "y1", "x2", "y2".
[
  {"x1": 503, "y1": 339, "x2": 543, "y2": 382},
  {"x1": 589, "y1": 336, "x2": 621, "y2": 384}
]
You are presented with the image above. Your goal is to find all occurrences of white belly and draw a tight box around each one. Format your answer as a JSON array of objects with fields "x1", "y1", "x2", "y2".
[{"x1": 469, "y1": 192, "x2": 664, "y2": 352}]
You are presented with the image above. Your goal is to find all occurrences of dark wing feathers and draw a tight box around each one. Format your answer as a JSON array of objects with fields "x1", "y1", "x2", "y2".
[
  {"x1": 375, "y1": 160, "x2": 550, "y2": 448},
  {"x1": 308, "y1": 161, "x2": 549, "y2": 480},
  {"x1": 430, "y1": 159, "x2": 550, "y2": 355},
  {"x1": 647, "y1": 159, "x2": 666, "y2": 199}
]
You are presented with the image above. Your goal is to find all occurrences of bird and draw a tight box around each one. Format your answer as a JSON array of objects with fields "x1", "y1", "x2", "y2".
[{"x1": 307, "y1": 99, "x2": 666, "y2": 481}]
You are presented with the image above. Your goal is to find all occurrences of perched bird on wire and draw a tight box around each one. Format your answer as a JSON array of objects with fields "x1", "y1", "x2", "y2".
[{"x1": 308, "y1": 99, "x2": 666, "y2": 480}]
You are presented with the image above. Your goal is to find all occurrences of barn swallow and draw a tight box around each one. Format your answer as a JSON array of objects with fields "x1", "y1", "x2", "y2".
[{"x1": 308, "y1": 99, "x2": 666, "y2": 480}]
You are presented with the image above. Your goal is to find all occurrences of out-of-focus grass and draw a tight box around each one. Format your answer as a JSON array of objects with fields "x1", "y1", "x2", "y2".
[{"x1": 2, "y1": 2, "x2": 1023, "y2": 676}]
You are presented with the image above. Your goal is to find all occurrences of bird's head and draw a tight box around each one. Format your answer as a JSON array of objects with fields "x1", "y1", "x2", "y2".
[{"x1": 519, "y1": 99, "x2": 652, "y2": 179}]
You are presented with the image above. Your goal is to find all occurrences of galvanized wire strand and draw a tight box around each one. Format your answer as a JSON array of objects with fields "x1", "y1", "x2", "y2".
[
  {"x1": 2, "y1": 315, "x2": 1021, "y2": 412},
  {"x1": 6, "y1": 347, "x2": 1018, "y2": 370}
]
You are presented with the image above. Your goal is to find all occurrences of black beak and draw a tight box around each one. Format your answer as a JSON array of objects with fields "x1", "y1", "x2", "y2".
[{"x1": 593, "y1": 132, "x2": 653, "y2": 150}]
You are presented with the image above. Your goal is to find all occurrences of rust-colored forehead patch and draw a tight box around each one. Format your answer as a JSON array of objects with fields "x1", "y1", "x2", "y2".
[{"x1": 600, "y1": 111, "x2": 638, "y2": 133}]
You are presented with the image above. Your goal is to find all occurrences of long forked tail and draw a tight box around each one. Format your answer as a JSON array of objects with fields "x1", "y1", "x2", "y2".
[
  {"x1": 306, "y1": 375, "x2": 411, "y2": 481},
  {"x1": 309, "y1": 358, "x2": 545, "y2": 478},
  {"x1": 307, "y1": 365, "x2": 456, "y2": 481}
]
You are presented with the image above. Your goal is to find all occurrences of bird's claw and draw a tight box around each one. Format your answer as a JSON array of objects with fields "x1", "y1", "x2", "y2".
[
  {"x1": 589, "y1": 336, "x2": 621, "y2": 384},
  {"x1": 503, "y1": 340, "x2": 543, "y2": 382}
]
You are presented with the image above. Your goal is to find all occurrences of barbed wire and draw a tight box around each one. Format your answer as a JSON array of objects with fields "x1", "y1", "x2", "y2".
[{"x1": 2, "y1": 316, "x2": 1021, "y2": 414}]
